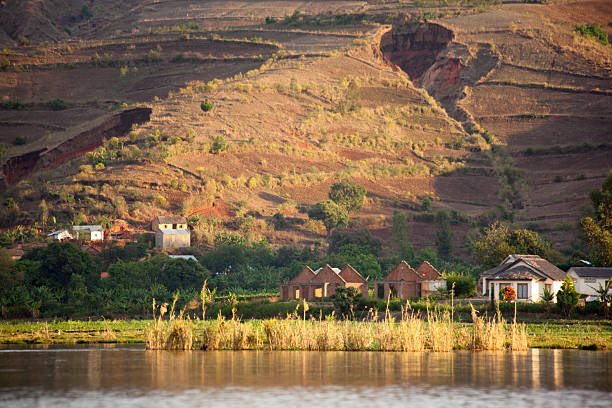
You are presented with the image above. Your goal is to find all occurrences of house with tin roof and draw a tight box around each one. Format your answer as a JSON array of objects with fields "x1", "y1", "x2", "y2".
[
  {"x1": 480, "y1": 255, "x2": 566, "y2": 302},
  {"x1": 152, "y1": 215, "x2": 190, "y2": 249},
  {"x1": 280, "y1": 264, "x2": 368, "y2": 300},
  {"x1": 72, "y1": 225, "x2": 104, "y2": 241},
  {"x1": 567, "y1": 267, "x2": 612, "y2": 296}
]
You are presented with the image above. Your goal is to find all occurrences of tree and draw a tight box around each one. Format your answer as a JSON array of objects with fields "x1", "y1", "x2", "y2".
[
  {"x1": 471, "y1": 222, "x2": 553, "y2": 269},
  {"x1": 445, "y1": 273, "x2": 476, "y2": 298},
  {"x1": 308, "y1": 201, "x2": 348, "y2": 235},
  {"x1": 580, "y1": 170, "x2": 612, "y2": 266},
  {"x1": 332, "y1": 287, "x2": 362, "y2": 319},
  {"x1": 22, "y1": 242, "x2": 99, "y2": 292},
  {"x1": 556, "y1": 276, "x2": 579, "y2": 317},
  {"x1": 328, "y1": 243, "x2": 382, "y2": 281},
  {"x1": 38, "y1": 199, "x2": 49, "y2": 226},
  {"x1": 200, "y1": 98, "x2": 213, "y2": 112},
  {"x1": 435, "y1": 210, "x2": 453, "y2": 261},
  {"x1": 392, "y1": 210, "x2": 414, "y2": 261},
  {"x1": 328, "y1": 180, "x2": 366, "y2": 212},
  {"x1": 590, "y1": 280, "x2": 611, "y2": 319},
  {"x1": 540, "y1": 288, "x2": 554, "y2": 313},
  {"x1": 328, "y1": 229, "x2": 381, "y2": 256}
]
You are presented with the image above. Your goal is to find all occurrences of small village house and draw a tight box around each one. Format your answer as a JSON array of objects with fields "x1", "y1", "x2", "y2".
[
  {"x1": 153, "y1": 215, "x2": 190, "y2": 249},
  {"x1": 152, "y1": 215, "x2": 188, "y2": 231},
  {"x1": 480, "y1": 254, "x2": 566, "y2": 302},
  {"x1": 280, "y1": 264, "x2": 368, "y2": 300},
  {"x1": 47, "y1": 229, "x2": 73, "y2": 241},
  {"x1": 567, "y1": 267, "x2": 612, "y2": 296},
  {"x1": 72, "y1": 225, "x2": 104, "y2": 241},
  {"x1": 374, "y1": 261, "x2": 445, "y2": 300}
]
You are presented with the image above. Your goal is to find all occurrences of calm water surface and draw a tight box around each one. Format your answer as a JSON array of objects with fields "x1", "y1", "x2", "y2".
[{"x1": 0, "y1": 345, "x2": 610, "y2": 407}]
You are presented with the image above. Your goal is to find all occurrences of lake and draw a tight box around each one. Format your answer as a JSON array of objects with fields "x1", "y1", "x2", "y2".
[{"x1": 0, "y1": 345, "x2": 610, "y2": 407}]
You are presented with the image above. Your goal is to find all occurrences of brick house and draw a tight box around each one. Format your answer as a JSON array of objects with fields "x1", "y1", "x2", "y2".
[
  {"x1": 280, "y1": 264, "x2": 368, "y2": 300},
  {"x1": 374, "y1": 261, "x2": 445, "y2": 299}
]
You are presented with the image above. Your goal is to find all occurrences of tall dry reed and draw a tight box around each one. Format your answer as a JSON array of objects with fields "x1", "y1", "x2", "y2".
[
  {"x1": 147, "y1": 298, "x2": 529, "y2": 352},
  {"x1": 145, "y1": 296, "x2": 194, "y2": 350}
]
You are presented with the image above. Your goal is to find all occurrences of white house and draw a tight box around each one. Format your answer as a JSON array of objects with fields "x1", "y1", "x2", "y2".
[
  {"x1": 72, "y1": 225, "x2": 104, "y2": 241},
  {"x1": 567, "y1": 267, "x2": 612, "y2": 296},
  {"x1": 480, "y1": 254, "x2": 566, "y2": 303},
  {"x1": 47, "y1": 230, "x2": 73, "y2": 241}
]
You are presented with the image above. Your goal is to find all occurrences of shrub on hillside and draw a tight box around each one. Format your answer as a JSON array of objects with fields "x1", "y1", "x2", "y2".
[
  {"x1": 574, "y1": 24, "x2": 609, "y2": 45},
  {"x1": 201, "y1": 98, "x2": 213, "y2": 112}
]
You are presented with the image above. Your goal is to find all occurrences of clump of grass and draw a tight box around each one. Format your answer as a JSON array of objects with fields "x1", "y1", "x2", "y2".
[{"x1": 145, "y1": 296, "x2": 194, "y2": 350}]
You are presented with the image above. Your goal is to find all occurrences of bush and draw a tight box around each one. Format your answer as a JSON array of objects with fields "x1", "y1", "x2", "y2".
[
  {"x1": 328, "y1": 180, "x2": 366, "y2": 212},
  {"x1": 200, "y1": 98, "x2": 213, "y2": 112},
  {"x1": 445, "y1": 273, "x2": 476, "y2": 297},
  {"x1": 210, "y1": 135, "x2": 226, "y2": 154},
  {"x1": 46, "y1": 98, "x2": 66, "y2": 110},
  {"x1": 500, "y1": 286, "x2": 516, "y2": 301},
  {"x1": 574, "y1": 24, "x2": 609, "y2": 45},
  {"x1": 12, "y1": 136, "x2": 27, "y2": 145}
]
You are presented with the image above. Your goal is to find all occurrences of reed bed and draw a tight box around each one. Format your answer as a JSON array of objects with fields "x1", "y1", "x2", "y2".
[{"x1": 146, "y1": 298, "x2": 528, "y2": 352}]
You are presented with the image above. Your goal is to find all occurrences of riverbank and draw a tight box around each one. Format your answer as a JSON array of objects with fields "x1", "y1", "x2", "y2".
[{"x1": 1, "y1": 319, "x2": 610, "y2": 350}]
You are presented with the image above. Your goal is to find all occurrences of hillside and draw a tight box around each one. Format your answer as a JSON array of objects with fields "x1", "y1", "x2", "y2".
[{"x1": 1, "y1": 0, "x2": 610, "y2": 260}]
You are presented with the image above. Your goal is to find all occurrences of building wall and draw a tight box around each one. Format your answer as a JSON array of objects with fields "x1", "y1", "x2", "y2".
[
  {"x1": 491, "y1": 279, "x2": 562, "y2": 303},
  {"x1": 569, "y1": 272, "x2": 610, "y2": 296},
  {"x1": 155, "y1": 231, "x2": 190, "y2": 249},
  {"x1": 91, "y1": 231, "x2": 103, "y2": 241}
]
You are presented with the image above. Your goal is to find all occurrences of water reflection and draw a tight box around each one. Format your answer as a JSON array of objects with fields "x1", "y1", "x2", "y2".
[{"x1": 0, "y1": 346, "x2": 610, "y2": 407}]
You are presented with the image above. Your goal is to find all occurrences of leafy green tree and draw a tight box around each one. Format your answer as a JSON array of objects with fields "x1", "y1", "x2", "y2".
[
  {"x1": 22, "y1": 242, "x2": 99, "y2": 291},
  {"x1": 329, "y1": 180, "x2": 366, "y2": 212},
  {"x1": 308, "y1": 201, "x2": 348, "y2": 235},
  {"x1": 471, "y1": 222, "x2": 553, "y2": 269},
  {"x1": 580, "y1": 169, "x2": 612, "y2": 266},
  {"x1": 332, "y1": 287, "x2": 362, "y2": 319},
  {"x1": 435, "y1": 210, "x2": 453, "y2": 261},
  {"x1": 200, "y1": 98, "x2": 213, "y2": 112},
  {"x1": 444, "y1": 273, "x2": 476, "y2": 297},
  {"x1": 328, "y1": 243, "x2": 382, "y2": 281},
  {"x1": 392, "y1": 210, "x2": 414, "y2": 261},
  {"x1": 556, "y1": 276, "x2": 579, "y2": 317},
  {"x1": 328, "y1": 229, "x2": 381, "y2": 256},
  {"x1": 422, "y1": 197, "x2": 431, "y2": 211}
]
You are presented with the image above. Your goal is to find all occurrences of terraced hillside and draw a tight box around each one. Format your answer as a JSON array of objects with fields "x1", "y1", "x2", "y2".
[{"x1": 0, "y1": 0, "x2": 610, "y2": 259}]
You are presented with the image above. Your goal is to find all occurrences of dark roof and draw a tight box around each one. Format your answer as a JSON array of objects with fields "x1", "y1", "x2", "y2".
[
  {"x1": 155, "y1": 215, "x2": 187, "y2": 224},
  {"x1": 568, "y1": 267, "x2": 612, "y2": 279},
  {"x1": 482, "y1": 254, "x2": 565, "y2": 281},
  {"x1": 518, "y1": 255, "x2": 566, "y2": 280},
  {"x1": 489, "y1": 266, "x2": 545, "y2": 281}
]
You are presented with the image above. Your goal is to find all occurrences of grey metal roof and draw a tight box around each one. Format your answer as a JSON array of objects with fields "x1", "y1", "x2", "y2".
[
  {"x1": 568, "y1": 267, "x2": 612, "y2": 279},
  {"x1": 158, "y1": 229, "x2": 190, "y2": 234}
]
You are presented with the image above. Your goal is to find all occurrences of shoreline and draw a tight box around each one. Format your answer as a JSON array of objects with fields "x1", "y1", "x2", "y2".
[{"x1": 1, "y1": 319, "x2": 610, "y2": 350}]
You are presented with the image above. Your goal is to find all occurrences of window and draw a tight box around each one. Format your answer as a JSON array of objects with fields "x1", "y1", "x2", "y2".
[
  {"x1": 545, "y1": 284, "x2": 552, "y2": 293},
  {"x1": 517, "y1": 283, "x2": 528, "y2": 299},
  {"x1": 295, "y1": 289, "x2": 300, "y2": 299},
  {"x1": 315, "y1": 288, "x2": 323, "y2": 298}
]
